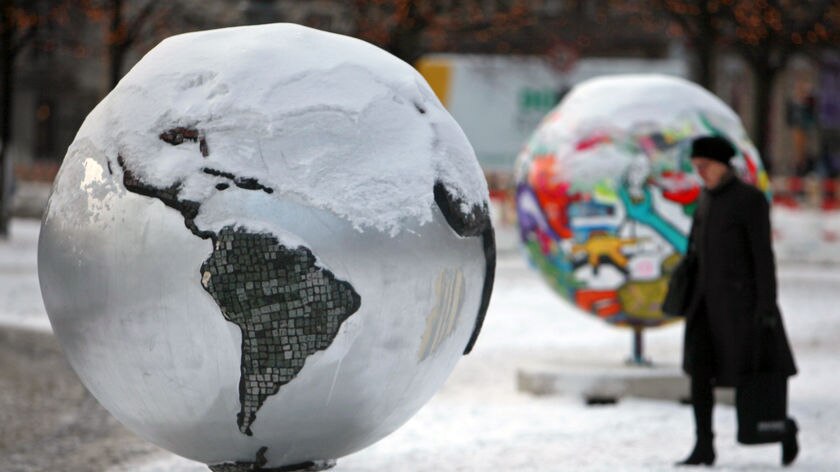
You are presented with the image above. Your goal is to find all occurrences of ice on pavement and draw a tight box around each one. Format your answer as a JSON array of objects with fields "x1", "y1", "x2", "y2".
[{"x1": 4, "y1": 217, "x2": 839, "y2": 470}]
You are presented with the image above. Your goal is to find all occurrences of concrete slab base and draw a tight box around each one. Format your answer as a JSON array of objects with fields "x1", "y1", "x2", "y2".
[{"x1": 517, "y1": 360, "x2": 734, "y2": 405}]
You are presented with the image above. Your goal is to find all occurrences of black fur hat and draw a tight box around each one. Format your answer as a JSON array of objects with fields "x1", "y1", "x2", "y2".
[{"x1": 690, "y1": 136, "x2": 736, "y2": 165}]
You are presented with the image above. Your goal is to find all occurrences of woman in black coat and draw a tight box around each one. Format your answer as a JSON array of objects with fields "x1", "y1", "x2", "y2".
[{"x1": 678, "y1": 136, "x2": 798, "y2": 466}]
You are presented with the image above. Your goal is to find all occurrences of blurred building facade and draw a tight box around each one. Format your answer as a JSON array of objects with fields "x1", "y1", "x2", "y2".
[{"x1": 717, "y1": 52, "x2": 840, "y2": 178}]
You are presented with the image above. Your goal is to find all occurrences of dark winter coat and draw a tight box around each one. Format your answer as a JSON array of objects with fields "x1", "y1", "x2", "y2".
[{"x1": 682, "y1": 173, "x2": 797, "y2": 386}]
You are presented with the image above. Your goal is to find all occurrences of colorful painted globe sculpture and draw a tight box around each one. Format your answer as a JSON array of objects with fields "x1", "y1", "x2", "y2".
[
  {"x1": 515, "y1": 74, "x2": 768, "y2": 328},
  {"x1": 38, "y1": 24, "x2": 494, "y2": 470}
]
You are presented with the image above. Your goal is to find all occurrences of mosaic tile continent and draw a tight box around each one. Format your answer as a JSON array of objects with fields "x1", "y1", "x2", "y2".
[{"x1": 201, "y1": 226, "x2": 361, "y2": 435}]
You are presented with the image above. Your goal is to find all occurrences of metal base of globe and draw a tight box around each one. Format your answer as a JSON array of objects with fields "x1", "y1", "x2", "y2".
[
  {"x1": 625, "y1": 327, "x2": 652, "y2": 367},
  {"x1": 624, "y1": 355, "x2": 652, "y2": 367},
  {"x1": 208, "y1": 458, "x2": 336, "y2": 472}
]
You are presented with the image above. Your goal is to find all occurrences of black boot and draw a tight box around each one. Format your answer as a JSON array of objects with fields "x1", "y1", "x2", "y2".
[
  {"x1": 676, "y1": 435, "x2": 716, "y2": 466},
  {"x1": 679, "y1": 372, "x2": 716, "y2": 466},
  {"x1": 782, "y1": 418, "x2": 799, "y2": 466}
]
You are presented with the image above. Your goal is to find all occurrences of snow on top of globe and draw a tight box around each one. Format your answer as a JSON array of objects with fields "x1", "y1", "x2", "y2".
[
  {"x1": 66, "y1": 23, "x2": 486, "y2": 237},
  {"x1": 555, "y1": 74, "x2": 741, "y2": 127},
  {"x1": 516, "y1": 74, "x2": 758, "y2": 185}
]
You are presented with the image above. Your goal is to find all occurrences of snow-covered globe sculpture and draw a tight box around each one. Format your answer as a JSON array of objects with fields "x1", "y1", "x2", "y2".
[
  {"x1": 516, "y1": 74, "x2": 767, "y2": 328},
  {"x1": 38, "y1": 24, "x2": 494, "y2": 471}
]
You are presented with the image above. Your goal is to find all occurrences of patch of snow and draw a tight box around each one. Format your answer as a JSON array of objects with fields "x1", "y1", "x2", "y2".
[
  {"x1": 67, "y1": 23, "x2": 487, "y2": 238},
  {"x1": 0, "y1": 219, "x2": 50, "y2": 332}
]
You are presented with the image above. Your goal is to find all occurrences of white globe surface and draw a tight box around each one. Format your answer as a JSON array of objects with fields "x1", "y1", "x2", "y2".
[{"x1": 38, "y1": 24, "x2": 493, "y2": 470}]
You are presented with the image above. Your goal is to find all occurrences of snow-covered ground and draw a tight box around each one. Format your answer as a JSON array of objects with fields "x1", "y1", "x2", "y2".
[
  {"x1": 0, "y1": 219, "x2": 50, "y2": 331},
  {"x1": 2, "y1": 218, "x2": 839, "y2": 471}
]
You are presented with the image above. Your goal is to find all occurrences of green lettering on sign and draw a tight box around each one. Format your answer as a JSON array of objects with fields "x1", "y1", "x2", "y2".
[{"x1": 519, "y1": 88, "x2": 559, "y2": 112}]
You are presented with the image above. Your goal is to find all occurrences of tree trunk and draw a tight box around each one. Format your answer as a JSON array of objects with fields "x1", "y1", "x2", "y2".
[
  {"x1": 695, "y1": 41, "x2": 714, "y2": 91},
  {"x1": 0, "y1": 0, "x2": 15, "y2": 237},
  {"x1": 386, "y1": 3, "x2": 428, "y2": 66},
  {"x1": 694, "y1": 7, "x2": 715, "y2": 91},
  {"x1": 109, "y1": 42, "x2": 125, "y2": 90},
  {"x1": 752, "y1": 63, "x2": 778, "y2": 174},
  {"x1": 108, "y1": 0, "x2": 124, "y2": 89}
]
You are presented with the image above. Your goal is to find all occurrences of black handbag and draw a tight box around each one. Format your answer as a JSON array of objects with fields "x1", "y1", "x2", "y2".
[
  {"x1": 736, "y1": 322, "x2": 789, "y2": 444},
  {"x1": 662, "y1": 251, "x2": 697, "y2": 317},
  {"x1": 736, "y1": 373, "x2": 788, "y2": 444}
]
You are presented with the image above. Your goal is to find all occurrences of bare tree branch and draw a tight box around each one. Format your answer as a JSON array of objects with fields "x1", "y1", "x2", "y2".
[{"x1": 123, "y1": 0, "x2": 157, "y2": 46}]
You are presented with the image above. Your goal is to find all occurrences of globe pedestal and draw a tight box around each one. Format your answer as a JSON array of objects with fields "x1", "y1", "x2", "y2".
[
  {"x1": 626, "y1": 327, "x2": 652, "y2": 366},
  {"x1": 208, "y1": 458, "x2": 335, "y2": 472},
  {"x1": 516, "y1": 359, "x2": 734, "y2": 405}
]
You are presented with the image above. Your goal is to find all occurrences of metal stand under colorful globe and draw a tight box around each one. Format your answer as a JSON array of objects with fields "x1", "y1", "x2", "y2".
[
  {"x1": 515, "y1": 74, "x2": 768, "y2": 363},
  {"x1": 38, "y1": 24, "x2": 494, "y2": 471}
]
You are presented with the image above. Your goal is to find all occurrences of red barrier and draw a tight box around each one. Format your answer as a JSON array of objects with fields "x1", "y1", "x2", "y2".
[{"x1": 770, "y1": 177, "x2": 840, "y2": 212}]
